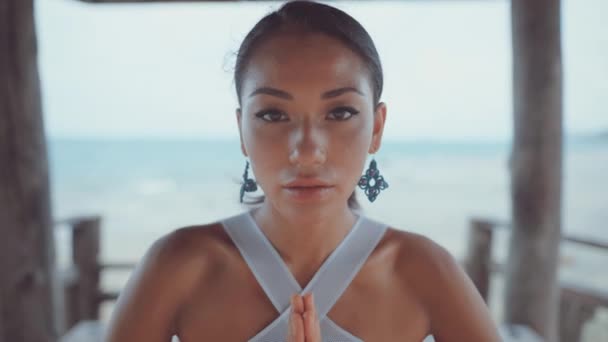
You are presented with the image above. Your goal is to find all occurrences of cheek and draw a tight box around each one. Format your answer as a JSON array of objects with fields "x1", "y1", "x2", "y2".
[
  {"x1": 241, "y1": 115, "x2": 284, "y2": 150},
  {"x1": 329, "y1": 118, "x2": 374, "y2": 176},
  {"x1": 335, "y1": 115, "x2": 373, "y2": 150},
  {"x1": 241, "y1": 119, "x2": 287, "y2": 183}
]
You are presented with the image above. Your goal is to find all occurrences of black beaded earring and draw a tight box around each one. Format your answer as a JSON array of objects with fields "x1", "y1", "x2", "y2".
[
  {"x1": 358, "y1": 157, "x2": 389, "y2": 202},
  {"x1": 240, "y1": 160, "x2": 258, "y2": 203}
]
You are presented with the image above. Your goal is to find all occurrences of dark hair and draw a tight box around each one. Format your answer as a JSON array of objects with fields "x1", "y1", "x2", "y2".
[{"x1": 235, "y1": 0, "x2": 384, "y2": 210}]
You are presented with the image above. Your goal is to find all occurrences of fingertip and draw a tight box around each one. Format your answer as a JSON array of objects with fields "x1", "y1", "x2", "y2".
[
  {"x1": 305, "y1": 293, "x2": 316, "y2": 313},
  {"x1": 296, "y1": 294, "x2": 304, "y2": 311}
]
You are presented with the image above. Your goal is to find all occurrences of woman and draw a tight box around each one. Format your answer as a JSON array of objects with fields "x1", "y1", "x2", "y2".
[{"x1": 106, "y1": 1, "x2": 501, "y2": 341}]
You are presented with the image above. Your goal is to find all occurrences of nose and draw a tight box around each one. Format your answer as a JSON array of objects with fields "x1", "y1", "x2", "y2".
[{"x1": 288, "y1": 121, "x2": 327, "y2": 167}]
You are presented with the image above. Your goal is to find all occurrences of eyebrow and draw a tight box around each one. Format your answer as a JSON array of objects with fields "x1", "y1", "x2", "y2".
[{"x1": 248, "y1": 86, "x2": 364, "y2": 100}]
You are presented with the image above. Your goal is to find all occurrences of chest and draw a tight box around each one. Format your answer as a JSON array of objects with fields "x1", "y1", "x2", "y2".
[{"x1": 175, "y1": 241, "x2": 430, "y2": 341}]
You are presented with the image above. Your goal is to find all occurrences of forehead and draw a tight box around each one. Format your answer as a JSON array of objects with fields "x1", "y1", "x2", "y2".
[{"x1": 242, "y1": 32, "x2": 372, "y2": 97}]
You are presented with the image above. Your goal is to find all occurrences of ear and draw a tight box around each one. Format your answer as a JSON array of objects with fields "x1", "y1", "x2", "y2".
[
  {"x1": 236, "y1": 108, "x2": 248, "y2": 157},
  {"x1": 369, "y1": 102, "x2": 387, "y2": 154}
]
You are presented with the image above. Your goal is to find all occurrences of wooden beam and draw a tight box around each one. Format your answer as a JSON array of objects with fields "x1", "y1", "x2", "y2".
[
  {"x1": 0, "y1": 0, "x2": 57, "y2": 340},
  {"x1": 100, "y1": 262, "x2": 137, "y2": 270},
  {"x1": 74, "y1": 0, "x2": 500, "y2": 3},
  {"x1": 77, "y1": 0, "x2": 272, "y2": 3},
  {"x1": 561, "y1": 283, "x2": 608, "y2": 308},
  {"x1": 504, "y1": 0, "x2": 563, "y2": 341},
  {"x1": 469, "y1": 218, "x2": 608, "y2": 252}
]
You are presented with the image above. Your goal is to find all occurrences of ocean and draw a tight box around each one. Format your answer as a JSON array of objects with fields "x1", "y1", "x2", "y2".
[{"x1": 48, "y1": 138, "x2": 608, "y2": 338}]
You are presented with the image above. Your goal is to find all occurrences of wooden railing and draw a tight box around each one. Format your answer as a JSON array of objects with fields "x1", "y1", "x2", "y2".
[
  {"x1": 464, "y1": 218, "x2": 608, "y2": 342},
  {"x1": 53, "y1": 216, "x2": 135, "y2": 336},
  {"x1": 56, "y1": 216, "x2": 607, "y2": 341}
]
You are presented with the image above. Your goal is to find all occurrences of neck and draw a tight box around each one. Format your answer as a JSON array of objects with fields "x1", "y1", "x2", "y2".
[{"x1": 251, "y1": 202, "x2": 358, "y2": 270}]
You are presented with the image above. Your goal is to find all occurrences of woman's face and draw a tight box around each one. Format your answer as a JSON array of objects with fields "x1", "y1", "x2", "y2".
[{"x1": 237, "y1": 31, "x2": 386, "y2": 216}]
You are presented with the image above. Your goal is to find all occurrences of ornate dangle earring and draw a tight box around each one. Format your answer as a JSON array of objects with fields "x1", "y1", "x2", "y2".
[
  {"x1": 240, "y1": 159, "x2": 258, "y2": 203},
  {"x1": 358, "y1": 155, "x2": 389, "y2": 203}
]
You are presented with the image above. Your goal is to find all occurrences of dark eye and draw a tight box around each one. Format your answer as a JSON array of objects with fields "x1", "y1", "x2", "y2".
[
  {"x1": 327, "y1": 106, "x2": 360, "y2": 121},
  {"x1": 255, "y1": 109, "x2": 289, "y2": 122}
]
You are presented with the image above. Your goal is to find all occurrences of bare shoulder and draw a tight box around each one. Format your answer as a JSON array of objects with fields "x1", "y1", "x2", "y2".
[
  {"x1": 105, "y1": 222, "x2": 228, "y2": 342},
  {"x1": 130, "y1": 222, "x2": 229, "y2": 290},
  {"x1": 381, "y1": 229, "x2": 455, "y2": 299},
  {"x1": 389, "y1": 229, "x2": 458, "y2": 287},
  {"x1": 387, "y1": 228, "x2": 501, "y2": 342},
  {"x1": 149, "y1": 222, "x2": 230, "y2": 275}
]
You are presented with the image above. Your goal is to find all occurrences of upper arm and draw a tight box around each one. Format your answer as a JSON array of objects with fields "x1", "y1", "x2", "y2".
[
  {"x1": 402, "y1": 235, "x2": 501, "y2": 342},
  {"x1": 105, "y1": 228, "x2": 207, "y2": 342}
]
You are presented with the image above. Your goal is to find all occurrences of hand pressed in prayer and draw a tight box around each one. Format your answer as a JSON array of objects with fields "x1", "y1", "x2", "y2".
[{"x1": 288, "y1": 293, "x2": 322, "y2": 342}]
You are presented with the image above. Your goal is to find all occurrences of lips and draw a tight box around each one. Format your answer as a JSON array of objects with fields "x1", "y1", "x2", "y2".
[
  {"x1": 282, "y1": 181, "x2": 335, "y2": 202},
  {"x1": 283, "y1": 178, "x2": 333, "y2": 188},
  {"x1": 281, "y1": 177, "x2": 335, "y2": 202}
]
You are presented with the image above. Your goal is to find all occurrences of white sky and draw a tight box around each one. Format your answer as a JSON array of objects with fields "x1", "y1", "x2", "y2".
[{"x1": 35, "y1": 0, "x2": 608, "y2": 141}]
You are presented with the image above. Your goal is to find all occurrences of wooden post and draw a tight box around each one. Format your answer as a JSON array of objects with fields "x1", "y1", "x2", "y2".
[
  {"x1": 505, "y1": 0, "x2": 563, "y2": 341},
  {"x1": 65, "y1": 217, "x2": 101, "y2": 330},
  {"x1": 0, "y1": 0, "x2": 57, "y2": 341},
  {"x1": 0, "y1": 294, "x2": 4, "y2": 338},
  {"x1": 63, "y1": 268, "x2": 80, "y2": 333},
  {"x1": 559, "y1": 293, "x2": 595, "y2": 342},
  {"x1": 559, "y1": 284, "x2": 607, "y2": 342},
  {"x1": 464, "y1": 219, "x2": 494, "y2": 303}
]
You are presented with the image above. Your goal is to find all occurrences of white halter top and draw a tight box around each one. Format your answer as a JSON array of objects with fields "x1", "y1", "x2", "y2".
[{"x1": 221, "y1": 210, "x2": 388, "y2": 342}]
